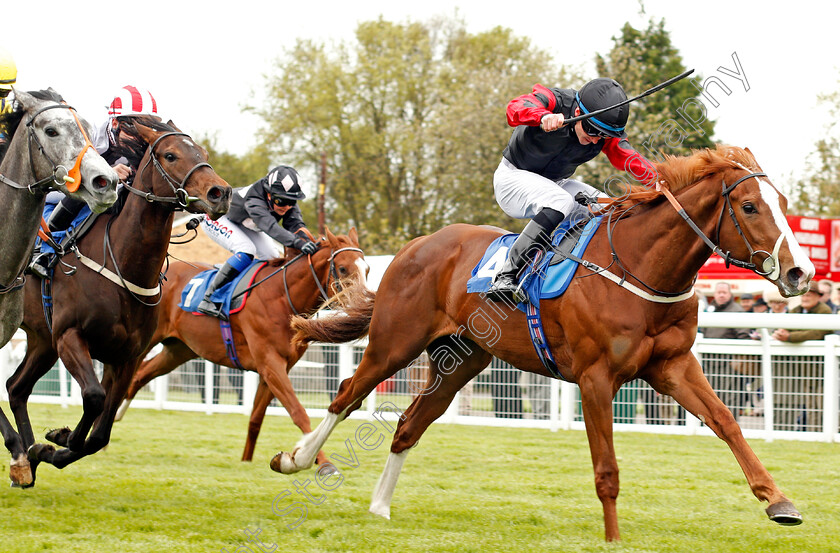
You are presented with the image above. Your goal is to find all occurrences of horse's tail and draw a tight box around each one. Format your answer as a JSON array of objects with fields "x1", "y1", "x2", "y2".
[{"x1": 291, "y1": 282, "x2": 376, "y2": 346}]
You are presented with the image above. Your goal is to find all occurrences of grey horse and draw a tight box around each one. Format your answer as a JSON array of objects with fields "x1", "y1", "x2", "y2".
[{"x1": 0, "y1": 88, "x2": 118, "y2": 486}]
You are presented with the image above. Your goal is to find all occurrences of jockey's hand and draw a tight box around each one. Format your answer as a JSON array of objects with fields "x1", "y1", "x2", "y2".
[
  {"x1": 540, "y1": 113, "x2": 565, "y2": 132},
  {"x1": 294, "y1": 238, "x2": 318, "y2": 255},
  {"x1": 113, "y1": 163, "x2": 132, "y2": 182}
]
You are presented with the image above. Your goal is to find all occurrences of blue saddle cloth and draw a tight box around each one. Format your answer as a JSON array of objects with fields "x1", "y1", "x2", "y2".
[
  {"x1": 178, "y1": 259, "x2": 266, "y2": 317},
  {"x1": 466, "y1": 216, "x2": 601, "y2": 309},
  {"x1": 37, "y1": 200, "x2": 92, "y2": 254}
]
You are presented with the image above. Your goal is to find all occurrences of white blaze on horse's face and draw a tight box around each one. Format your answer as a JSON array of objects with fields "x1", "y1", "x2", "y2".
[
  {"x1": 758, "y1": 178, "x2": 814, "y2": 291},
  {"x1": 356, "y1": 258, "x2": 371, "y2": 289}
]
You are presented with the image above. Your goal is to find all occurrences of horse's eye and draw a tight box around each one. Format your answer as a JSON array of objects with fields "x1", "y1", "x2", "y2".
[
  {"x1": 45, "y1": 127, "x2": 59, "y2": 138},
  {"x1": 164, "y1": 152, "x2": 176, "y2": 162},
  {"x1": 742, "y1": 202, "x2": 757, "y2": 215},
  {"x1": 338, "y1": 267, "x2": 348, "y2": 275}
]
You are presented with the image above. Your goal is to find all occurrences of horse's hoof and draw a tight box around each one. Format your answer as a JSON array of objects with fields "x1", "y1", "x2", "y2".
[
  {"x1": 766, "y1": 500, "x2": 803, "y2": 526},
  {"x1": 317, "y1": 462, "x2": 340, "y2": 477},
  {"x1": 28, "y1": 443, "x2": 55, "y2": 462},
  {"x1": 45, "y1": 427, "x2": 71, "y2": 446},
  {"x1": 9, "y1": 455, "x2": 33, "y2": 488},
  {"x1": 270, "y1": 451, "x2": 298, "y2": 474},
  {"x1": 369, "y1": 503, "x2": 391, "y2": 520}
]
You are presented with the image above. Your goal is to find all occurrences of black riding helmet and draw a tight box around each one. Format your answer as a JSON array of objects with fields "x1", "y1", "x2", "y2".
[
  {"x1": 267, "y1": 165, "x2": 307, "y2": 204},
  {"x1": 575, "y1": 78, "x2": 629, "y2": 138}
]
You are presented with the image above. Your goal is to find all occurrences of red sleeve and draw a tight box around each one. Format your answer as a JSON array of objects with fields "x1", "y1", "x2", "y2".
[
  {"x1": 601, "y1": 137, "x2": 658, "y2": 185},
  {"x1": 506, "y1": 84, "x2": 556, "y2": 127}
]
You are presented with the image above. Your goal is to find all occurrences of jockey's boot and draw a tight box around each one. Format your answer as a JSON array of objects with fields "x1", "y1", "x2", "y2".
[
  {"x1": 196, "y1": 252, "x2": 253, "y2": 318},
  {"x1": 486, "y1": 208, "x2": 565, "y2": 303},
  {"x1": 28, "y1": 197, "x2": 85, "y2": 279}
]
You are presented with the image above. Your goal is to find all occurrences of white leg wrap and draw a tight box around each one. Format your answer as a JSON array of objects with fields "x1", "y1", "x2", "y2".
[
  {"x1": 291, "y1": 412, "x2": 343, "y2": 470},
  {"x1": 114, "y1": 399, "x2": 130, "y2": 422},
  {"x1": 369, "y1": 450, "x2": 409, "y2": 519}
]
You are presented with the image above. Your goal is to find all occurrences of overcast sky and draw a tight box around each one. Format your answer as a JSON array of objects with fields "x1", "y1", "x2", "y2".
[{"x1": 5, "y1": 1, "x2": 838, "y2": 194}]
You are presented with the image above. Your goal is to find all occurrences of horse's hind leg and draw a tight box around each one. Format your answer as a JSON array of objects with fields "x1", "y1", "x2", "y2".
[
  {"x1": 649, "y1": 353, "x2": 802, "y2": 525},
  {"x1": 116, "y1": 339, "x2": 197, "y2": 421},
  {"x1": 370, "y1": 336, "x2": 491, "y2": 519},
  {"x1": 274, "y1": 319, "x2": 435, "y2": 474},
  {"x1": 242, "y1": 376, "x2": 271, "y2": 462}
]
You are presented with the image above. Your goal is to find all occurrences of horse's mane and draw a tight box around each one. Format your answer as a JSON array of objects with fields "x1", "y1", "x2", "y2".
[
  {"x1": 0, "y1": 89, "x2": 66, "y2": 163},
  {"x1": 597, "y1": 144, "x2": 760, "y2": 214}
]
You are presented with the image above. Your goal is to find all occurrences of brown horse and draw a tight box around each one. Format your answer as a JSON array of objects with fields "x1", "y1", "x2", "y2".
[
  {"x1": 115, "y1": 228, "x2": 368, "y2": 465},
  {"x1": 5, "y1": 118, "x2": 231, "y2": 485},
  {"x1": 278, "y1": 145, "x2": 812, "y2": 541}
]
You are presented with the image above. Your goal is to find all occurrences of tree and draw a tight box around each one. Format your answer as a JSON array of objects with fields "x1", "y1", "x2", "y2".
[
  {"x1": 254, "y1": 17, "x2": 571, "y2": 253},
  {"x1": 790, "y1": 86, "x2": 840, "y2": 216},
  {"x1": 577, "y1": 18, "x2": 717, "y2": 192}
]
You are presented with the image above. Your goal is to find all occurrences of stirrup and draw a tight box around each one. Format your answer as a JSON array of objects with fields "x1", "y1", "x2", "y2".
[
  {"x1": 196, "y1": 300, "x2": 226, "y2": 320},
  {"x1": 486, "y1": 275, "x2": 527, "y2": 304},
  {"x1": 29, "y1": 253, "x2": 55, "y2": 280}
]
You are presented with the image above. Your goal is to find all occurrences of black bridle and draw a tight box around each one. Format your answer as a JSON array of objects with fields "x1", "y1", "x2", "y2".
[
  {"x1": 602, "y1": 170, "x2": 781, "y2": 298},
  {"x1": 233, "y1": 245, "x2": 364, "y2": 316},
  {"x1": 122, "y1": 131, "x2": 212, "y2": 209}
]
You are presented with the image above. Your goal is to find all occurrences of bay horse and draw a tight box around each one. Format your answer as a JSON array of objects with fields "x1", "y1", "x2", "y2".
[
  {"x1": 4, "y1": 117, "x2": 231, "y2": 486},
  {"x1": 0, "y1": 89, "x2": 118, "y2": 486},
  {"x1": 280, "y1": 145, "x2": 813, "y2": 541},
  {"x1": 114, "y1": 228, "x2": 368, "y2": 466}
]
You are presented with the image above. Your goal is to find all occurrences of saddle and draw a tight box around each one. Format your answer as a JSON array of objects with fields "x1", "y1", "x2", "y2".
[{"x1": 178, "y1": 260, "x2": 267, "y2": 318}]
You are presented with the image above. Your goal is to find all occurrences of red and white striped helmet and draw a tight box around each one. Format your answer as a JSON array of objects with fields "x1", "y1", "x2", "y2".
[{"x1": 107, "y1": 85, "x2": 158, "y2": 118}]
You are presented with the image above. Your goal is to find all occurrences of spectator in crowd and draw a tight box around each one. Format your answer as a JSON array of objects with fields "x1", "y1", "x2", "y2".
[
  {"x1": 765, "y1": 288, "x2": 790, "y2": 314},
  {"x1": 700, "y1": 282, "x2": 751, "y2": 420},
  {"x1": 751, "y1": 297, "x2": 768, "y2": 313},
  {"x1": 739, "y1": 293, "x2": 756, "y2": 312},
  {"x1": 771, "y1": 281, "x2": 833, "y2": 431},
  {"x1": 818, "y1": 279, "x2": 837, "y2": 313}
]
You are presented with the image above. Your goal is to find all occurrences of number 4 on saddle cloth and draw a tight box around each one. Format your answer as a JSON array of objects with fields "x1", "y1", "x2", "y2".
[{"x1": 466, "y1": 216, "x2": 602, "y2": 379}]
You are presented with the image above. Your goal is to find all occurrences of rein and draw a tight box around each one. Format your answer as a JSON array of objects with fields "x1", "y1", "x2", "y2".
[{"x1": 232, "y1": 246, "x2": 364, "y2": 316}]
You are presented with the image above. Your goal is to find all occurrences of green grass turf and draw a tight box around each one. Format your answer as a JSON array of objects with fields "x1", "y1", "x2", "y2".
[{"x1": 0, "y1": 402, "x2": 836, "y2": 552}]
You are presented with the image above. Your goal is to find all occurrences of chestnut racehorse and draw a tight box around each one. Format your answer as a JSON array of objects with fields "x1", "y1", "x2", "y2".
[
  {"x1": 115, "y1": 228, "x2": 368, "y2": 465},
  {"x1": 280, "y1": 145, "x2": 813, "y2": 541},
  {"x1": 5, "y1": 118, "x2": 231, "y2": 485}
]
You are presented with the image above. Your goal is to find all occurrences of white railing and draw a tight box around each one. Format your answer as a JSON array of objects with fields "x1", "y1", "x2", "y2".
[{"x1": 2, "y1": 312, "x2": 839, "y2": 443}]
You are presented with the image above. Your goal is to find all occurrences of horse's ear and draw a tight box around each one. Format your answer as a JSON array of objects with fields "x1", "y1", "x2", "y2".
[
  {"x1": 348, "y1": 227, "x2": 360, "y2": 247},
  {"x1": 167, "y1": 120, "x2": 182, "y2": 132},
  {"x1": 132, "y1": 120, "x2": 162, "y2": 145},
  {"x1": 325, "y1": 227, "x2": 339, "y2": 248}
]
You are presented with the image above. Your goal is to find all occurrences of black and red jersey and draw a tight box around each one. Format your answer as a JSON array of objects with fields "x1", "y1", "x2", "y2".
[{"x1": 503, "y1": 84, "x2": 656, "y2": 185}]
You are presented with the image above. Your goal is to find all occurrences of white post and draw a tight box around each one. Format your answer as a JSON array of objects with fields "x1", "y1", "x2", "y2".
[
  {"x1": 59, "y1": 363, "x2": 70, "y2": 408},
  {"x1": 338, "y1": 344, "x2": 354, "y2": 381},
  {"x1": 204, "y1": 360, "x2": 214, "y2": 415},
  {"x1": 549, "y1": 377, "x2": 560, "y2": 432},
  {"x1": 242, "y1": 371, "x2": 259, "y2": 416},
  {"x1": 760, "y1": 328, "x2": 774, "y2": 442},
  {"x1": 685, "y1": 336, "x2": 703, "y2": 434},
  {"x1": 822, "y1": 334, "x2": 838, "y2": 442},
  {"x1": 559, "y1": 381, "x2": 574, "y2": 430},
  {"x1": 154, "y1": 373, "x2": 168, "y2": 409}
]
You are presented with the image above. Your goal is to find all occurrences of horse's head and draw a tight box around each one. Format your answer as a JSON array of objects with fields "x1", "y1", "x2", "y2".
[
  {"x1": 12, "y1": 89, "x2": 117, "y2": 212},
  {"x1": 713, "y1": 147, "x2": 814, "y2": 296},
  {"x1": 307, "y1": 227, "x2": 369, "y2": 295},
  {"x1": 130, "y1": 119, "x2": 231, "y2": 218}
]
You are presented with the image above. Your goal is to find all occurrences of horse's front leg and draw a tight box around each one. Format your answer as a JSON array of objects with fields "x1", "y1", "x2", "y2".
[
  {"x1": 50, "y1": 329, "x2": 105, "y2": 451},
  {"x1": 578, "y1": 364, "x2": 623, "y2": 542},
  {"x1": 650, "y1": 352, "x2": 802, "y2": 525}
]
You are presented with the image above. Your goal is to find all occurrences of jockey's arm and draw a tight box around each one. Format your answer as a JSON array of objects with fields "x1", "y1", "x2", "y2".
[
  {"x1": 601, "y1": 137, "x2": 658, "y2": 187},
  {"x1": 506, "y1": 84, "x2": 556, "y2": 127},
  {"x1": 243, "y1": 196, "x2": 299, "y2": 247}
]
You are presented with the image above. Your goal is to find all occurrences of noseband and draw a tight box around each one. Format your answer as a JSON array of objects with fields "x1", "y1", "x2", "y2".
[
  {"x1": 123, "y1": 132, "x2": 212, "y2": 209},
  {"x1": 0, "y1": 103, "x2": 94, "y2": 194}
]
